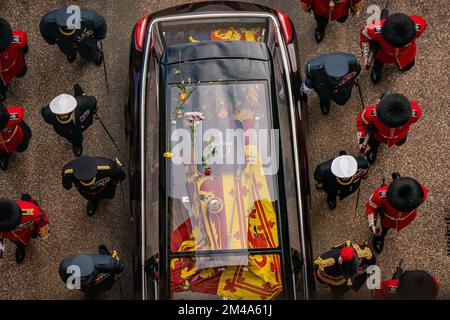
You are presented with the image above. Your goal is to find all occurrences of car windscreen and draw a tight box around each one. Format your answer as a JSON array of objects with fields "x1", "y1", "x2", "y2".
[
  {"x1": 155, "y1": 16, "x2": 271, "y2": 51},
  {"x1": 164, "y1": 80, "x2": 284, "y2": 299}
]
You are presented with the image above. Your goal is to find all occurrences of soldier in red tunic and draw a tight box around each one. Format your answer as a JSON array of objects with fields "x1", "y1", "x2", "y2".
[
  {"x1": 360, "y1": 12, "x2": 426, "y2": 84},
  {"x1": 356, "y1": 93, "x2": 421, "y2": 164},
  {"x1": 376, "y1": 262, "x2": 439, "y2": 300},
  {"x1": 0, "y1": 195, "x2": 49, "y2": 263},
  {"x1": 0, "y1": 17, "x2": 28, "y2": 101},
  {"x1": 301, "y1": 0, "x2": 362, "y2": 43},
  {"x1": 0, "y1": 103, "x2": 31, "y2": 170},
  {"x1": 366, "y1": 173, "x2": 427, "y2": 253}
]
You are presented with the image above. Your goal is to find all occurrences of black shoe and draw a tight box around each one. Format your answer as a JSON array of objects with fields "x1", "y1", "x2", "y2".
[
  {"x1": 93, "y1": 51, "x2": 103, "y2": 66},
  {"x1": 87, "y1": 200, "x2": 99, "y2": 217},
  {"x1": 367, "y1": 149, "x2": 377, "y2": 164},
  {"x1": 327, "y1": 198, "x2": 337, "y2": 210},
  {"x1": 15, "y1": 245, "x2": 26, "y2": 263},
  {"x1": 99, "y1": 244, "x2": 111, "y2": 255},
  {"x1": 392, "y1": 172, "x2": 401, "y2": 180},
  {"x1": 72, "y1": 145, "x2": 83, "y2": 157},
  {"x1": 17, "y1": 65, "x2": 27, "y2": 78},
  {"x1": 370, "y1": 67, "x2": 382, "y2": 84},
  {"x1": 320, "y1": 101, "x2": 330, "y2": 115},
  {"x1": 372, "y1": 236, "x2": 385, "y2": 254},
  {"x1": 314, "y1": 29, "x2": 325, "y2": 43},
  {"x1": 67, "y1": 55, "x2": 76, "y2": 63},
  {"x1": 73, "y1": 84, "x2": 84, "y2": 96},
  {"x1": 0, "y1": 157, "x2": 9, "y2": 170}
]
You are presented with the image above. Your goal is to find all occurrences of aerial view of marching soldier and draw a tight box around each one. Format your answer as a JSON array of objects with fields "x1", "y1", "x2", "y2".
[
  {"x1": 301, "y1": 52, "x2": 361, "y2": 115},
  {"x1": 61, "y1": 155, "x2": 126, "y2": 216},
  {"x1": 300, "y1": 0, "x2": 363, "y2": 43},
  {"x1": 41, "y1": 84, "x2": 98, "y2": 156},
  {"x1": 356, "y1": 92, "x2": 421, "y2": 164},
  {"x1": 59, "y1": 245, "x2": 124, "y2": 299},
  {"x1": 0, "y1": 195, "x2": 49, "y2": 264},
  {"x1": 374, "y1": 259, "x2": 440, "y2": 300},
  {"x1": 0, "y1": 0, "x2": 448, "y2": 305},
  {"x1": 0, "y1": 17, "x2": 28, "y2": 102},
  {"x1": 39, "y1": 5, "x2": 107, "y2": 65},
  {"x1": 314, "y1": 150, "x2": 369, "y2": 210},
  {"x1": 0, "y1": 102, "x2": 31, "y2": 170}
]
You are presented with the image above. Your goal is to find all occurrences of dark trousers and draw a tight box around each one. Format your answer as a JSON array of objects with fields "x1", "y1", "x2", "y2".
[
  {"x1": 373, "y1": 227, "x2": 389, "y2": 244},
  {"x1": 0, "y1": 80, "x2": 6, "y2": 99},
  {"x1": 373, "y1": 58, "x2": 416, "y2": 72},
  {"x1": 55, "y1": 129, "x2": 83, "y2": 149},
  {"x1": 59, "y1": 38, "x2": 101, "y2": 62},
  {"x1": 315, "y1": 13, "x2": 349, "y2": 33},
  {"x1": 369, "y1": 136, "x2": 408, "y2": 154}
]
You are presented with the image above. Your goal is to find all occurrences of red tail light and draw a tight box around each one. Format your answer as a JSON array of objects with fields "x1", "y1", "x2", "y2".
[
  {"x1": 274, "y1": 9, "x2": 293, "y2": 44},
  {"x1": 135, "y1": 15, "x2": 150, "y2": 51}
]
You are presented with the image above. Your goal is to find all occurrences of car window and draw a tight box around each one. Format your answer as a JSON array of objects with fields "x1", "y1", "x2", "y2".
[
  {"x1": 165, "y1": 81, "x2": 281, "y2": 252},
  {"x1": 170, "y1": 254, "x2": 283, "y2": 300},
  {"x1": 157, "y1": 17, "x2": 269, "y2": 49},
  {"x1": 272, "y1": 48, "x2": 301, "y2": 253},
  {"x1": 145, "y1": 53, "x2": 159, "y2": 260}
]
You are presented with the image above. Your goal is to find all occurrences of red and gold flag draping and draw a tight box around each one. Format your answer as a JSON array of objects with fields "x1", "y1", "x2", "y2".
[
  {"x1": 170, "y1": 145, "x2": 283, "y2": 299},
  {"x1": 211, "y1": 27, "x2": 263, "y2": 42}
]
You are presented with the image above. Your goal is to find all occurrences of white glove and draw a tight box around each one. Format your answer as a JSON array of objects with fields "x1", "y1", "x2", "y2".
[{"x1": 301, "y1": 83, "x2": 313, "y2": 96}]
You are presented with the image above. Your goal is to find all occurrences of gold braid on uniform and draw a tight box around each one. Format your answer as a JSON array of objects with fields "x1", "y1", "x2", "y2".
[
  {"x1": 80, "y1": 177, "x2": 96, "y2": 186},
  {"x1": 59, "y1": 26, "x2": 76, "y2": 36},
  {"x1": 337, "y1": 176, "x2": 355, "y2": 186},
  {"x1": 56, "y1": 113, "x2": 75, "y2": 125}
]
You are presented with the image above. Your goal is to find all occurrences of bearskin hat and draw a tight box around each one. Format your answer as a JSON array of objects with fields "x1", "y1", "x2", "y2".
[
  {"x1": 381, "y1": 13, "x2": 416, "y2": 48},
  {"x1": 387, "y1": 177, "x2": 424, "y2": 212},
  {"x1": 398, "y1": 270, "x2": 439, "y2": 299},
  {"x1": 0, "y1": 17, "x2": 13, "y2": 52},
  {"x1": 0, "y1": 104, "x2": 10, "y2": 130},
  {"x1": 377, "y1": 93, "x2": 412, "y2": 127},
  {"x1": 0, "y1": 198, "x2": 21, "y2": 232}
]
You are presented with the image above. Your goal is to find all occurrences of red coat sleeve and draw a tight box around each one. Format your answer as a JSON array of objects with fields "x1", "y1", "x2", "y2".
[
  {"x1": 411, "y1": 15, "x2": 427, "y2": 39},
  {"x1": 356, "y1": 106, "x2": 375, "y2": 144},
  {"x1": 366, "y1": 188, "x2": 381, "y2": 227}
]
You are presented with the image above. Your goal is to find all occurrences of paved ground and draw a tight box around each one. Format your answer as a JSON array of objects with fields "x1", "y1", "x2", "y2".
[{"x1": 0, "y1": 0, "x2": 448, "y2": 300}]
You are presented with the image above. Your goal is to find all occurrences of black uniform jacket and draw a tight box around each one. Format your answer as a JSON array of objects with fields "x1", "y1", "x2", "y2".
[
  {"x1": 59, "y1": 254, "x2": 124, "y2": 292},
  {"x1": 62, "y1": 157, "x2": 126, "y2": 200},
  {"x1": 41, "y1": 95, "x2": 97, "y2": 139},
  {"x1": 305, "y1": 52, "x2": 361, "y2": 104},
  {"x1": 40, "y1": 8, "x2": 107, "y2": 55},
  {"x1": 314, "y1": 241, "x2": 376, "y2": 287},
  {"x1": 314, "y1": 156, "x2": 369, "y2": 200}
]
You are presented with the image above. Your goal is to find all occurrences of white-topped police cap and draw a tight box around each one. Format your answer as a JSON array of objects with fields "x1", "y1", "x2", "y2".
[
  {"x1": 331, "y1": 155, "x2": 358, "y2": 178},
  {"x1": 49, "y1": 94, "x2": 77, "y2": 115}
]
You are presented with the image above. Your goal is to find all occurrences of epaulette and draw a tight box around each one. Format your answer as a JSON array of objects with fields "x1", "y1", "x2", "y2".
[
  {"x1": 21, "y1": 208, "x2": 34, "y2": 216},
  {"x1": 63, "y1": 168, "x2": 74, "y2": 175},
  {"x1": 97, "y1": 165, "x2": 111, "y2": 171},
  {"x1": 352, "y1": 244, "x2": 373, "y2": 260},
  {"x1": 314, "y1": 256, "x2": 336, "y2": 268}
]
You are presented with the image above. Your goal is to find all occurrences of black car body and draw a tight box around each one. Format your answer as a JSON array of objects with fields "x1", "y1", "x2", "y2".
[{"x1": 126, "y1": 1, "x2": 314, "y2": 300}]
